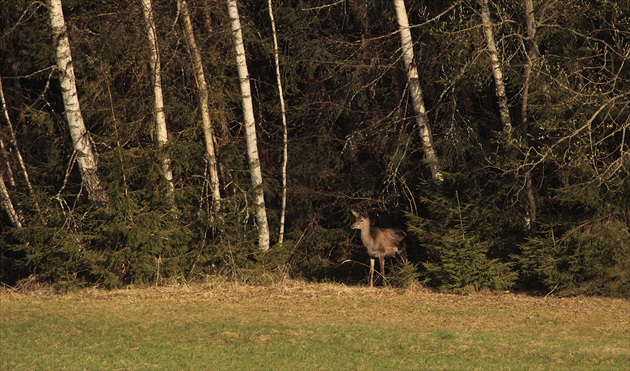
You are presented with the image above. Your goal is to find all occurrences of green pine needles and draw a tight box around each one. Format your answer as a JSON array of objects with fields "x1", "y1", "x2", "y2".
[{"x1": 407, "y1": 181, "x2": 518, "y2": 294}]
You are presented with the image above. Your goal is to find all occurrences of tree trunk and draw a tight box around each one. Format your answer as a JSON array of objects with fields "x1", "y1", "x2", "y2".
[
  {"x1": 521, "y1": 0, "x2": 540, "y2": 138},
  {"x1": 267, "y1": 0, "x2": 289, "y2": 245},
  {"x1": 141, "y1": 0, "x2": 175, "y2": 206},
  {"x1": 179, "y1": 0, "x2": 221, "y2": 214},
  {"x1": 227, "y1": 0, "x2": 270, "y2": 251},
  {"x1": 523, "y1": 0, "x2": 540, "y2": 60},
  {"x1": 48, "y1": 0, "x2": 108, "y2": 205},
  {"x1": 521, "y1": 0, "x2": 540, "y2": 233},
  {"x1": 0, "y1": 175, "x2": 22, "y2": 228},
  {"x1": 0, "y1": 72, "x2": 47, "y2": 224},
  {"x1": 0, "y1": 77, "x2": 16, "y2": 187},
  {"x1": 393, "y1": 0, "x2": 443, "y2": 183},
  {"x1": 0, "y1": 139, "x2": 15, "y2": 187},
  {"x1": 479, "y1": 0, "x2": 512, "y2": 135}
]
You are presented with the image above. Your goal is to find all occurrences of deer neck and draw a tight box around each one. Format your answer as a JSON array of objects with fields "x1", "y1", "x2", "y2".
[{"x1": 360, "y1": 226, "x2": 379, "y2": 250}]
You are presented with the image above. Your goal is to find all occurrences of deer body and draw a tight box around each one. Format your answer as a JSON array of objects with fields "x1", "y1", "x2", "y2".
[{"x1": 351, "y1": 210, "x2": 407, "y2": 287}]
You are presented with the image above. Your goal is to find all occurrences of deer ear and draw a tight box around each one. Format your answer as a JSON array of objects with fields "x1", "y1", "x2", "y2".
[{"x1": 351, "y1": 210, "x2": 360, "y2": 218}]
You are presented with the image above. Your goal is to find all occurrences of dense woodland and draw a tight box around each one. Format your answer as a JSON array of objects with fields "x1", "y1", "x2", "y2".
[{"x1": 1, "y1": 0, "x2": 628, "y2": 296}]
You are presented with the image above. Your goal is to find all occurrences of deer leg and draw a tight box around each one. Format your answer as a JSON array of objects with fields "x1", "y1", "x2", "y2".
[
  {"x1": 369, "y1": 258, "x2": 375, "y2": 287},
  {"x1": 379, "y1": 255, "x2": 386, "y2": 286}
]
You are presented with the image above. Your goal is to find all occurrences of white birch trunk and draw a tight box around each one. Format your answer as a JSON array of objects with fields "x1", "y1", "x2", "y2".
[
  {"x1": 48, "y1": 0, "x2": 108, "y2": 205},
  {"x1": 479, "y1": 0, "x2": 513, "y2": 134},
  {"x1": 0, "y1": 76, "x2": 16, "y2": 186},
  {"x1": 393, "y1": 0, "x2": 443, "y2": 183},
  {"x1": 0, "y1": 139, "x2": 15, "y2": 186},
  {"x1": 141, "y1": 0, "x2": 175, "y2": 205},
  {"x1": 227, "y1": 0, "x2": 270, "y2": 251},
  {"x1": 268, "y1": 0, "x2": 288, "y2": 245},
  {"x1": 179, "y1": 0, "x2": 221, "y2": 214},
  {"x1": 1, "y1": 72, "x2": 47, "y2": 224},
  {"x1": 0, "y1": 175, "x2": 22, "y2": 228},
  {"x1": 523, "y1": 0, "x2": 540, "y2": 59}
]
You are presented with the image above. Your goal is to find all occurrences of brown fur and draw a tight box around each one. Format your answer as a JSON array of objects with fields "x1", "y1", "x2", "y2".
[{"x1": 351, "y1": 210, "x2": 407, "y2": 287}]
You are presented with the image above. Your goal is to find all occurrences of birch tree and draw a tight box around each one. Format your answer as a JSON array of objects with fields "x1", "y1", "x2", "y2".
[
  {"x1": 267, "y1": 0, "x2": 288, "y2": 245},
  {"x1": 521, "y1": 0, "x2": 540, "y2": 137},
  {"x1": 520, "y1": 0, "x2": 540, "y2": 233},
  {"x1": 178, "y1": 0, "x2": 221, "y2": 214},
  {"x1": 478, "y1": 0, "x2": 512, "y2": 135},
  {"x1": 0, "y1": 175, "x2": 22, "y2": 228},
  {"x1": 0, "y1": 139, "x2": 15, "y2": 187},
  {"x1": 141, "y1": 0, "x2": 175, "y2": 206},
  {"x1": 1, "y1": 76, "x2": 16, "y2": 187},
  {"x1": 1, "y1": 72, "x2": 46, "y2": 224},
  {"x1": 227, "y1": 0, "x2": 270, "y2": 251},
  {"x1": 393, "y1": 0, "x2": 444, "y2": 183},
  {"x1": 48, "y1": 0, "x2": 108, "y2": 205}
]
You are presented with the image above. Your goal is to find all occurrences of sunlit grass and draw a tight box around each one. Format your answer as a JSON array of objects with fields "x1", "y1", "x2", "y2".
[{"x1": 1, "y1": 281, "x2": 628, "y2": 370}]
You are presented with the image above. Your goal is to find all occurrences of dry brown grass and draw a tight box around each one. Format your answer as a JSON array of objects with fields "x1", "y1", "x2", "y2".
[
  {"x1": 2, "y1": 279, "x2": 629, "y2": 370},
  {"x1": 3, "y1": 279, "x2": 627, "y2": 328}
]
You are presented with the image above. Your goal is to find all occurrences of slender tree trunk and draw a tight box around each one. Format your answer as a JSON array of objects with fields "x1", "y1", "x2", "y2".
[
  {"x1": 267, "y1": 0, "x2": 289, "y2": 245},
  {"x1": 0, "y1": 175, "x2": 22, "y2": 228},
  {"x1": 523, "y1": 0, "x2": 540, "y2": 60},
  {"x1": 349, "y1": 0, "x2": 370, "y2": 53},
  {"x1": 227, "y1": 0, "x2": 270, "y2": 251},
  {"x1": 479, "y1": 0, "x2": 512, "y2": 135},
  {"x1": 0, "y1": 72, "x2": 47, "y2": 224},
  {"x1": 141, "y1": 0, "x2": 175, "y2": 206},
  {"x1": 521, "y1": 0, "x2": 540, "y2": 138},
  {"x1": 0, "y1": 139, "x2": 15, "y2": 186},
  {"x1": 200, "y1": 5, "x2": 232, "y2": 144},
  {"x1": 48, "y1": 0, "x2": 108, "y2": 205},
  {"x1": 179, "y1": 0, "x2": 221, "y2": 214},
  {"x1": 521, "y1": 0, "x2": 540, "y2": 233},
  {"x1": 393, "y1": 0, "x2": 443, "y2": 183}
]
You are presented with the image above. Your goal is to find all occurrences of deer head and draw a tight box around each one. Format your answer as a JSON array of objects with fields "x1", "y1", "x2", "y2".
[{"x1": 351, "y1": 210, "x2": 370, "y2": 231}]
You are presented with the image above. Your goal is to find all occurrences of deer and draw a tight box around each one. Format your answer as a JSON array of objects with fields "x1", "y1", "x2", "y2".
[{"x1": 351, "y1": 210, "x2": 407, "y2": 287}]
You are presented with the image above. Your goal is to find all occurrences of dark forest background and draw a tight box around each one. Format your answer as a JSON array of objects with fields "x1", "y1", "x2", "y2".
[{"x1": 1, "y1": 0, "x2": 628, "y2": 296}]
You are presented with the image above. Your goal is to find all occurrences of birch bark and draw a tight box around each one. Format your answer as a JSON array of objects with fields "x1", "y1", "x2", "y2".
[
  {"x1": 0, "y1": 139, "x2": 15, "y2": 186},
  {"x1": 179, "y1": 0, "x2": 221, "y2": 214},
  {"x1": 1, "y1": 72, "x2": 46, "y2": 224},
  {"x1": 227, "y1": 0, "x2": 270, "y2": 251},
  {"x1": 479, "y1": 0, "x2": 512, "y2": 134},
  {"x1": 0, "y1": 174, "x2": 22, "y2": 228},
  {"x1": 141, "y1": 0, "x2": 175, "y2": 205},
  {"x1": 0, "y1": 76, "x2": 16, "y2": 186},
  {"x1": 393, "y1": 0, "x2": 443, "y2": 183},
  {"x1": 267, "y1": 0, "x2": 288, "y2": 245},
  {"x1": 48, "y1": 0, "x2": 108, "y2": 205}
]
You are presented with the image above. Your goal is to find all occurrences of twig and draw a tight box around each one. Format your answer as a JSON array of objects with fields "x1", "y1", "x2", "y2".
[{"x1": 544, "y1": 284, "x2": 559, "y2": 298}]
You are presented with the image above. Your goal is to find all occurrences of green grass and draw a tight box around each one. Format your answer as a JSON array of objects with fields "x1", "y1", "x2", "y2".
[{"x1": 1, "y1": 281, "x2": 628, "y2": 370}]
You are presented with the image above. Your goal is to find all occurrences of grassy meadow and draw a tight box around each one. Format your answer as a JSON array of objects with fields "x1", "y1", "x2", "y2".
[{"x1": 1, "y1": 281, "x2": 628, "y2": 370}]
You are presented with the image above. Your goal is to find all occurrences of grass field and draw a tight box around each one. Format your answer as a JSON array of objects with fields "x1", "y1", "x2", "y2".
[{"x1": 1, "y1": 280, "x2": 628, "y2": 370}]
